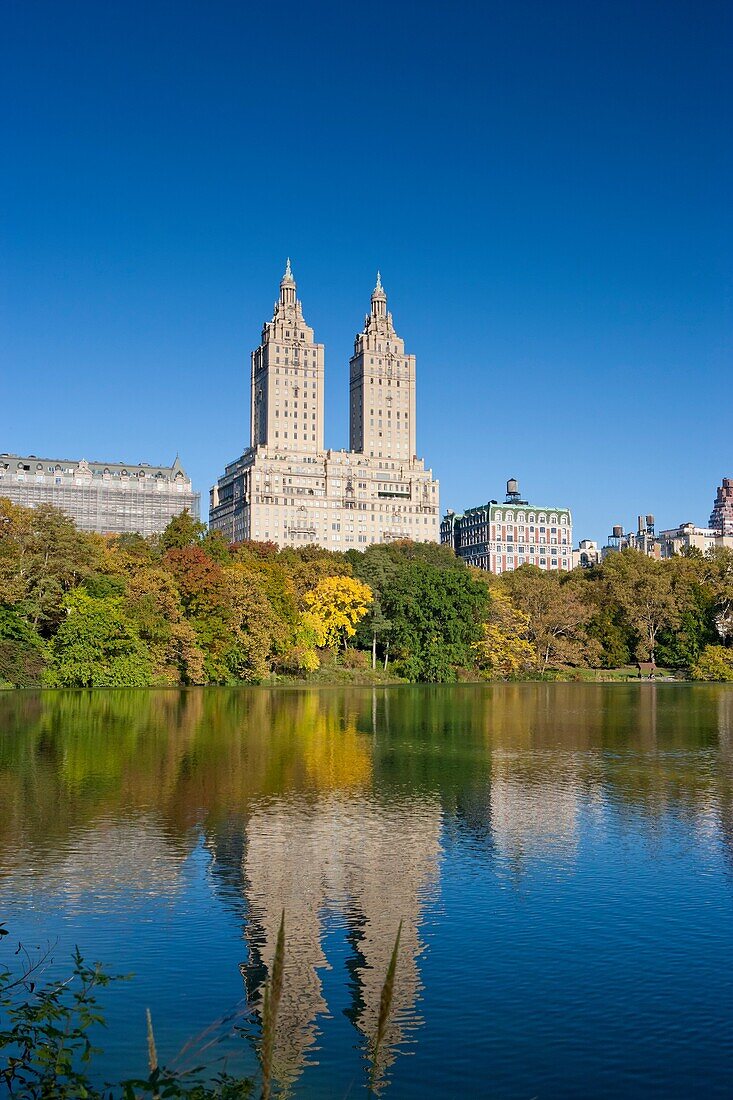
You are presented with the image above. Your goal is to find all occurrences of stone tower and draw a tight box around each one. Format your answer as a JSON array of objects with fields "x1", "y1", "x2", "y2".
[
  {"x1": 250, "y1": 260, "x2": 325, "y2": 454},
  {"x1": 349, "y1": 273, "x2": 417, "y2": 461}
]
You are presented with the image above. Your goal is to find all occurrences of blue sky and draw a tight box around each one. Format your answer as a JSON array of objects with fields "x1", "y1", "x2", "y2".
[{"x1": 2, "y1": 0, "x2": 731, "y2": 542}]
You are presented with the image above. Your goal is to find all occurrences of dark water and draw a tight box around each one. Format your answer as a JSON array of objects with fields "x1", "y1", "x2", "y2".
[{"x1": 2, "y1": 684, "x2": 733, "y2": 1097}]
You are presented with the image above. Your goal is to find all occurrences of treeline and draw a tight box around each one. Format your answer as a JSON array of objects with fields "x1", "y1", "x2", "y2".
[{"x1": 1, "y1": 498, "x2": 732, "y2": 687}]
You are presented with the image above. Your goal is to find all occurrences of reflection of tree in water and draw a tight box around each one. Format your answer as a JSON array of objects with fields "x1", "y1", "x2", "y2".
[
  {"x1": 4, "y1": 683, "x2": 733, "y2": 1088},
  {"x1": 714, "y1": 690, "x2": 733, "y2": 876}
]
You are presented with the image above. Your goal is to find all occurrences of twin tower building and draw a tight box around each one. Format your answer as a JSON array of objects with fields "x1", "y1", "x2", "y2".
[{"x1": 209, "y1": 262, "x2": 439, "y2": 548}]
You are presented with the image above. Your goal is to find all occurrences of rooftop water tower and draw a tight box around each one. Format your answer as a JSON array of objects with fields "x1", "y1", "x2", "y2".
[{"x1": 505, "y1": 478, "x2": 527, "y2": 504}]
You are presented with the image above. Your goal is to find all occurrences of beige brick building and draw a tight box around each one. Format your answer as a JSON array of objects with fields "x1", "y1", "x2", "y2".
[{"x1": 209, "y1": 263, "x2": 439, "y2": 548}]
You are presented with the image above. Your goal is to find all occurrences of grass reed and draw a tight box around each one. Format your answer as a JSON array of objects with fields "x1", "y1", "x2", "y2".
[{"x1": 370, "y1": 919, "x2": 402, "y2": 1092}]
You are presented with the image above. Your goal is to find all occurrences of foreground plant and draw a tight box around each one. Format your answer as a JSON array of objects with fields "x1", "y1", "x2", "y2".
[
  {"x1": 0, "y1": 914, "x2": 404, "y2": 1099},
  {"x1": 0, "y1": 927, "x2": 253, "y2": 1098},
  {"x1": 369, "y1": 921, "x2": 402, "y2": 1094},
  {"x1": 0, "y1": 933, "x2": 123, "y2": 1098}
]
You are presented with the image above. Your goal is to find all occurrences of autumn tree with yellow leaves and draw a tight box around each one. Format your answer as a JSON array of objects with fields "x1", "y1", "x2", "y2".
[
  {"x1": 473, "y1": 585, "x2": 534, "y2": 679},
  {"x1": 303, "y1": 576, "x2": 373, "y2": 650}
]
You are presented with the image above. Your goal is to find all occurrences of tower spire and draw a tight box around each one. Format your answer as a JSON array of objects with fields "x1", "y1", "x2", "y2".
[
  {"x1": 371, "y1": 269, "x2": 387, "y2": 318},
  {"x1": 279, "y1": 257, "x2": 296, "y2": 306}
]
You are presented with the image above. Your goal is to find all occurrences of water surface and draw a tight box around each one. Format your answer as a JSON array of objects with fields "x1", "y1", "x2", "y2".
[{"x1": 1, "y1": 684, "x2": 733, "y2": 1097}]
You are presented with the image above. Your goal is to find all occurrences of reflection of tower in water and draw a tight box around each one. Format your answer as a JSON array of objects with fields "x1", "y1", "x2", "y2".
[
  {"x1": 341, "y1": 799, "x2": 441, "y2": 1076},
  {"x1": 240, "y1": 793, "x2": 441, "y2": 1090}
]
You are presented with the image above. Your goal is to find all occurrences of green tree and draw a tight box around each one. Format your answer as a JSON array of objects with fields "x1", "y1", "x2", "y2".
[
  {"x1": 159, "y1": 509, "x2": 207, "y2": 551},
  {"x1": 121, "y1": 560, "x2": 206, "y2": 685},
  {"x1": 47, "y1": 590, "x2": 151, "y2": 687},
  {"x1": 705, "y1": 548, "x2": 733, "y2": 643},
  {"x1": 381, "y1": 560, "x2": 490, "y2": 681},
  {"x1": 0, "y1": 606, "x2": 48, "y2": 687},
  {"x1": 601, "y1": 550, "x2": 685, "y2": 664},
  {"x1": 223, "y1": 563, "x2": 292, "y2": 681},
  {"x1": 0, "y1": 500, "x2": 104, "y2": 632}
]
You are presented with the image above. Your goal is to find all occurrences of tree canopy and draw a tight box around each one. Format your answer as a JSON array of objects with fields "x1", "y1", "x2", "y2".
[{"x1": 1, "y1": 500, "x2": 732, "y2": 687}]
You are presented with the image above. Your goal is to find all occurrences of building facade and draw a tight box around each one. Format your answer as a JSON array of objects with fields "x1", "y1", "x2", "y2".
[
  {"x1": 710, "y1": 478, "x2": 733, "y2": 537},
  {"x1": 658, "y1": 523, "x2": 725, "y2": 558},
  {"x1": 0, "y1": 453, "x2": 199, "y2": 536},
  {"x1": 209, "y1": 264, "x2": 439, "y2": 548},
  {"x1": 572, "y1": 539, "x2": 601, "y2": 569},
  {"x1": 602, "y1": 515, "x2": 661, "y2": 559},
  {"x1": 441, "y1": 480, "x2": 573, "y2": 574}
]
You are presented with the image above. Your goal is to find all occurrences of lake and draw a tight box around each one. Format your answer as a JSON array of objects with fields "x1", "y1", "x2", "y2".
[{"x1": 1, "y1": 684, "x2": 733, "y2": 1097}]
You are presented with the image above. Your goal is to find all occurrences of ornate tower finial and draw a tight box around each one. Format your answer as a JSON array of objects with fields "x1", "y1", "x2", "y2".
[
  {"x1": 279, "y1": 257, "x2": 296, "y2": 306},
  {"x1": 371, "y1": 269, "x2": 387, "y2": 318}
]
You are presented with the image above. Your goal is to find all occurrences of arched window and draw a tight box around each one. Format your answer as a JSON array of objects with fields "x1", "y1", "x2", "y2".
[{"x1": 495, "y1": 511, "x2": 502, "y2": 521}]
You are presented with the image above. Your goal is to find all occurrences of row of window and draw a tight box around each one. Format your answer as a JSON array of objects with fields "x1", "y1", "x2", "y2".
[{"x1": 493, "y1": 511, "x2": 568, "y2": 524}]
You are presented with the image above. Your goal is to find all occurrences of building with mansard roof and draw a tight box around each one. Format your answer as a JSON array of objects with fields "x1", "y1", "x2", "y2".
[
  {"x1": 441, "y1": 478, "x2": 573, "y2": 574},
  {"x1": 208, "y1": 263, "x2": 439, "y2": 548},
  {"x1": 0, "y1": 452, "x2": 199, "y2": 536}
]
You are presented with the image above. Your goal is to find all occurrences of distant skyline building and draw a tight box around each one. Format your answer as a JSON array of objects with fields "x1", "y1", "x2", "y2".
[
  {"x1": 602, "y1": 515, "x2": 660, "y2": 559},
  {"x1": 0, "y1": 453, "x2": 199, "y2": 536},
  {"x1": 209, "y1": 263, "x2": 439, "y2": 548},
  {"x1": 441, "y1": 479, "x2": 573, "y2": 574},
  {"x1": 601, "y1": 488, "x2": 733, "y2": 558},
  {"x1": 658, "y1": 522, "x2": 728, "y2": 558},
  {"x1": 710, "y1": 478, "x2": 733, "y2": 538},
  {"x1": 572, "y1": 539, "x2": 601, "y2": 569}
]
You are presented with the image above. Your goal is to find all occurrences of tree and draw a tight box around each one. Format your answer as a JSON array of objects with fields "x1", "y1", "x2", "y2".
[
  {"x1": 691, "y1": 645, "x2": 733, "y2": 681},
  {"x1": 705, "y1": 548, "x2": 733, "y2": 643},
  {"x1": 380, "y1": 560, "x2": 490, "y2": 681},
  {"x1": 120, "y1": 560, "x2": 206, "y2": 684},
  {"x1": 367, "y1": 597, "x2": 393, "y2": 670},
  {"x1": 223, "y1": 563, "x2": 292, "y2": 681},
  {"x1": 500, "y1": 566, "x2": 599, "y2": 671},
  {"x1": 278, "y1": 545, "x2": 352, "y2": 598},
  {"x1": 0, "y1": 501, "x2": 104, "y2": 632},
  {"x1": 159, "y1": 509, "x2": 207, "y2": 551},
  {"x1": 303, "y1": 576, "x2": 373, "y2": 650},
  {"x1": 47, "y1": 590, "x2": 151, "y2": 687},
  {"x1": 601, "y1": 550, "x2": 684, "y2": 664},
  {"x1": 655, "y1": 554, "x2": 716, "y2": 668},
  {"x1": 0, "y1": 606, "x2": 47, "y2": 687},
  {"x1": 473, "y1": 586, "x2": 534, "y2": 678}
]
